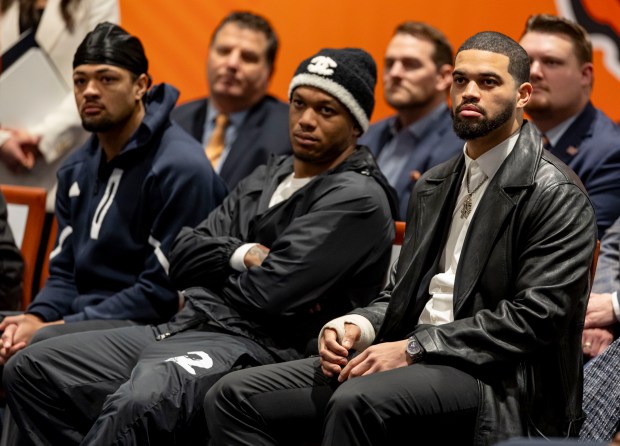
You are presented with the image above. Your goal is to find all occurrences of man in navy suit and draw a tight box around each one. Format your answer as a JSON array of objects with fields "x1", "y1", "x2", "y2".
[
  {"x1": 359, "y1": 21, "x2": 463, "y2": 219},
  {"x1": 171, "y1": 11, "x2": 291, "y2": 190},
  {"x1": 521, "y1": 14, "x2": 620, "y2": 238}
]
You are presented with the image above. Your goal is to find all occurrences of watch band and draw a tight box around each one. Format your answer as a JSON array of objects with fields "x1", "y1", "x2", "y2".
[{"x1": 406, "y1": 336, "x2": 425, "y2": 364}]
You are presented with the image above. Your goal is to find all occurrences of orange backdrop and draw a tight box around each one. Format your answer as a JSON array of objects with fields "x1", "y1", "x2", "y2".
[{"x1": 119, "y1": 0, "x2": 620, "y2": 123}]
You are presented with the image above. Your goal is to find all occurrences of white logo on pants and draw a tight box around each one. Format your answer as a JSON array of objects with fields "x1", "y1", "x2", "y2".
[{"x1": 166, "y1": 351, "x2": 213, "y2": 375}]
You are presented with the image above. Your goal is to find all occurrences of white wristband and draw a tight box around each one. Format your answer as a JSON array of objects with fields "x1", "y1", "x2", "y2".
[{"x1": 229, "y1": 243, "x2": 258, "y2": 272}]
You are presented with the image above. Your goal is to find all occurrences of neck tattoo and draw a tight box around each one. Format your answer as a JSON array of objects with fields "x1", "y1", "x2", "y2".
[{"x1": 460, "y1": 166, "x2": 488, "y2": 219}]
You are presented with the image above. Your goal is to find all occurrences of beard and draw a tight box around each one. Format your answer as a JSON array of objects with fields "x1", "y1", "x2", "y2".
[
  {"x1": 452, "y1": 99, "x2": 514, "y2": 140},
  {"x1": 80, "y1": 105, "x2": 135, "y2": 133},
  {"x1": 81, "y1": 116, "x2": 116, "y2": 132}
]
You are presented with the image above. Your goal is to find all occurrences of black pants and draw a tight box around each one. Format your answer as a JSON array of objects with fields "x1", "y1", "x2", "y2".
[
  {"x1": 1, "y1": 319, "x2": 137, "y2": 446},
  {"x1": 204, "y1": 357, "x2": 480, "y2": 446},
  {"x1": 4, "y1": 324, "x2": 272, "y2": 446}
]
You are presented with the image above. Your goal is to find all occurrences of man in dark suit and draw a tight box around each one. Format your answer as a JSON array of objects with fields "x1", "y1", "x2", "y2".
[
  {"x1": 359, "y1": 21, "x2": 463, "y2": 218},
  {"x1": 204, "y1": 31, "x2": 597, "y2": 445},
  {"x1": 171, "y1": 11, "x2": 291, "y2": 190},
  {"x1": 520, "y1": 14, "x2": 620, "y2": 238}
]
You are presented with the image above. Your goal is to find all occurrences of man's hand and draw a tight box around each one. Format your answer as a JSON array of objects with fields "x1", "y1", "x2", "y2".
[
  {"x1": 0, "y1": 129, "x2": 40, "y2": 172},
  {"x1": 582, "y1": 327, "x2": 614, "y2": 358},
  {"x1": 0, "y1": 314, "x2": 63, "y2": 364},
  {"x1": 243, "y1": 244, "x2": 270, "y2": 268},
  {"x1": 585, "y1": 292, "x2": 617, "y2": 329},
  {"x1": 338, "y1": 339, "x2": 409, "y2": 383},
  {"x1": 319, "y1": 323, "x2": 360, "y2": 378}
]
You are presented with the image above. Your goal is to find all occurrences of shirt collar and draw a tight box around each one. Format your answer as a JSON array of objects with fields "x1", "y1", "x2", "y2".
[
  {"x1": 534, "y1": 113, "x2": 579, "y2": 147},
  {"x1": 206, "y1": 102, "x2": 249, "y2": 129},
  {"x1": 463, "y1": 129, "x2": 520, "y2": 182}
]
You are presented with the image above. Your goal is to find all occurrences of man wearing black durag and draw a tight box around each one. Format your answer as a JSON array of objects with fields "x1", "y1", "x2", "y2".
[{"x1": 0, "y1": 22, "x2": 226, "y2": 364}]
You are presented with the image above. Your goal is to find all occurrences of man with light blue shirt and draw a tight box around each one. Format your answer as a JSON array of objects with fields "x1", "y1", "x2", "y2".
[
  {"x1": 172, "y1": 11, "x2": 291, "y2": 190},
  {"x1": 359, "y1": 21, "x2": 463, "y2": 218},
  {"x1": 520, "y1": 14, "x2": 620, "y2": 238}
]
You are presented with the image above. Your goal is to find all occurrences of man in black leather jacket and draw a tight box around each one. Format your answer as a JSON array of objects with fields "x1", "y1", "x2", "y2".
[{"x1": 204, "y1": 31, "x2": 597, "y2": 446}]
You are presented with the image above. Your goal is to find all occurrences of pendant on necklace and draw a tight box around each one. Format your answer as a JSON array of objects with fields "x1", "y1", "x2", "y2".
[{"x1": 461, "y1": 194, "x2": 473, "y2": 219}]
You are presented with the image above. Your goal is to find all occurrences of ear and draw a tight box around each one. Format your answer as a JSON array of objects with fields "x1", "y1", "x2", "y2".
[
  {"x1": 353, "y1": 126, "x2": 362, "y2": 138},
  {"x1": 435, "y1": 64, "x2": 453, "y2": 92},
  {"x1": 516, "y1": 81, "x2": 533, "y2": 110},
  {"x1": 134, "y1": 73, "x2": 150, "y2": 101},
  {"x1": 580, "y1": 62, "x2": 593, "y2": 89}
]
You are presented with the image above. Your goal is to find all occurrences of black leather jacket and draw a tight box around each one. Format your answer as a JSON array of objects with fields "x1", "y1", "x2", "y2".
[{"x1": 354, "y1": 122, "x2": 597, "y2": 445}]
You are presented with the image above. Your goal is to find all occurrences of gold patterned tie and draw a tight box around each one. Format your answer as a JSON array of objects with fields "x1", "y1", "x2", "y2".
[{"x1": 205, "y1": 114, "x2": 229, "y2": 167}]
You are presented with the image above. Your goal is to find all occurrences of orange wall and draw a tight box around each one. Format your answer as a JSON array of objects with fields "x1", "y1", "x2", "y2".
[{"x1": 119, "y1": 0, "x2": 620, "y2": 123}]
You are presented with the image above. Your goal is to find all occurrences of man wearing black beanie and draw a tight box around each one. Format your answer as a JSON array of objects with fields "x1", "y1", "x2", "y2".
[{"x1": 3, "y1": 46, "x2": 398, "y2": 445}]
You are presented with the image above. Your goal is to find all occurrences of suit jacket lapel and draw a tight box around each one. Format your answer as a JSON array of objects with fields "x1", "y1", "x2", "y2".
[
  {"x1": 378, "y1": 157, "x2": 463, "y2": 339},
  {"x1": 452, "y1": 179, "x2": 514, "y2": 313},
  {"x1": 551, "y1": 102, "x2": 596, "y2": 164},
  {"x1": 191, "y1": 99, "x2": 209, "y2": 142},
  {"x1": 219, "y1": 100, "x2": 266, "y2": 179}
]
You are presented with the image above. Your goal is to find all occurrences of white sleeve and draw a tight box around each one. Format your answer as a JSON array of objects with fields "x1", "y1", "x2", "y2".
[
  {"x1": 611, "y1": 291, "x2": 620, "y2": 323},
  {"x1": 229, "y1": 243, "x2": 259, "y2": 272}
]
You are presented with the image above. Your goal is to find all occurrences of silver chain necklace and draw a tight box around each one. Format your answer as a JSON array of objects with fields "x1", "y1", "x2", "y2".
[{"x1": 460, "y1": 166, "x2": 488, "y2": 219}]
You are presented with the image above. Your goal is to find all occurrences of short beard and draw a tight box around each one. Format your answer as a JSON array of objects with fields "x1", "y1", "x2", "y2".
[
  {"x1": 81, "y1": 117, "x2": 116, "y2": 133},
  {"x1": 452, "y1": 101, "x2": 514, "y2": 140}
]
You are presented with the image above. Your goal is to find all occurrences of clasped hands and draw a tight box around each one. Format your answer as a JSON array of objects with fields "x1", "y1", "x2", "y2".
[
  {"x1": 319, "y1": 323, "x2": 409, "y2": 382},
  {"x1": 0, "y1": 314, "x2": 63, "y2": 364},
  {"x1": 583, "y1": 292, "x2": 617, "y2": 358}
]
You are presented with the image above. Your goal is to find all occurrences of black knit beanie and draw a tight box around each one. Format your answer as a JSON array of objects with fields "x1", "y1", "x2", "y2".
[{"x1": 288, "y1": 48, "x2": 377, "y2": 132}]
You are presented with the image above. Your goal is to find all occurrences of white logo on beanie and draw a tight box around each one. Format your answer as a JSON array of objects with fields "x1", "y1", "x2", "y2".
[{"x1": 307, "y1": 56, "x2": 337, "y2": 76}]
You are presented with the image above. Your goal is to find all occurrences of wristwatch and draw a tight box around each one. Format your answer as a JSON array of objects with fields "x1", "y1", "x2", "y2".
[{"x1": 406, "y1": 336, "x2": 425, "y2": 364}]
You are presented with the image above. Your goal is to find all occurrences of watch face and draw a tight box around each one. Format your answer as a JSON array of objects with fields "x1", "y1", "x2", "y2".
[
  {"x1": 407, "y1": 338, "x2": 421, "y2": 355},
  {"x1": 406, "y1": 337, "x2": 424, "y2": 362}
]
